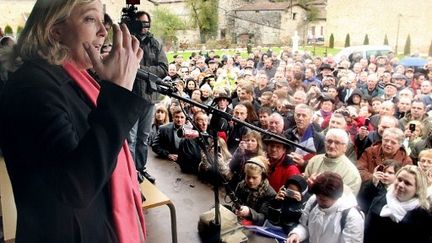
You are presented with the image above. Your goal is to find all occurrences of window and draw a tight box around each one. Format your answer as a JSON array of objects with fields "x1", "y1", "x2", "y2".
[
  {"x1": 320, "y1": 26, "x2": 324, "y2": 36},
  {"x1": 292, "y1": 12, "x2": 297, "y2": 20}
]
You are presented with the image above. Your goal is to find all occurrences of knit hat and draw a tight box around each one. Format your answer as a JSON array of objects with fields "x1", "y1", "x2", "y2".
[{"x1": 284, "y1": 175, "x2": 308, "y2": 196}]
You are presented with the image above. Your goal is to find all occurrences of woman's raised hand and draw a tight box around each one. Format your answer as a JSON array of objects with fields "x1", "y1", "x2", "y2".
[{"x1": 85, "y1": 24, "x2": 143, "y2": 91}]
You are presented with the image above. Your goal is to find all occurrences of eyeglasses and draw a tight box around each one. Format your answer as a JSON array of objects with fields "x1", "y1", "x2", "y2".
[{"x1": 325, "y1": 139, "x2": 346, "y2": 146}]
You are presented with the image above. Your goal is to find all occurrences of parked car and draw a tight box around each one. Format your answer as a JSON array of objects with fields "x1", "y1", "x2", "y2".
[
  {"x1": 334, "y1": 45, "x2": 393, "y2": 64},
  {"x1": 307, "y1": 37, "x2": 324, "y2": 45}
]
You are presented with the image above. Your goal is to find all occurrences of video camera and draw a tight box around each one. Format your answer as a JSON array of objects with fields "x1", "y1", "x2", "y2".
[{"x1": 120, "y1": 0, "x2": 150, "y2": 37}]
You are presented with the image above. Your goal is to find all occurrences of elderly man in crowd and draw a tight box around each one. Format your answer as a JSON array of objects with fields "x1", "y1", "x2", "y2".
[
  {"x1": 361, "y1": 73, "x2": 383, "y2": 98},
  {"x1": 357, "y1": 127, "x2": 412, "y2": 182},
  {"x1": 284, "y1": 104, "x2": 326, "y2": 169},
  {"x1": 322, "y1": 112, "x2": 357, "y2": 162},
  {"x1": 304, "y1": 128, "x2": 361, "y2": 195}
]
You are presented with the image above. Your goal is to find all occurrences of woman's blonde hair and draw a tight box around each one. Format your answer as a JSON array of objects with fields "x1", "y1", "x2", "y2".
[
  {"x1": 395, "y1": 165, "x2": 430, "y2": 210},
  {"x1": 153, "y1": 104, "x2": 169, "y2": 125},
  {"x1": 3, "y1": 0, "x2": 94, "y2": 70}
]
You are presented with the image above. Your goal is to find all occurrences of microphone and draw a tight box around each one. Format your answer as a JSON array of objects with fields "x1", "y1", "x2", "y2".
[
  {"x1": 135, "y1": 69, "x2": 176, "y2": 95},
  {"x1": 177, "y1": 125, "x2": 211, "y2": 139}
]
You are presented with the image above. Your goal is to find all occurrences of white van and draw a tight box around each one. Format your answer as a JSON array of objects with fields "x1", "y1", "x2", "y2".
[{"x1": 334, "y1": 45, "x2": 393, "y2": 64}]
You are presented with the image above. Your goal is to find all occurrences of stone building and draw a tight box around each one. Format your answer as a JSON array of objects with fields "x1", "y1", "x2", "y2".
[
  {"x1": 228, "y1": 0, "x2": 326, "y2": 46},
  {"x1": 326, "y1": 0, "x2": 432, "y2": 55},
  {"x1": 1, "y1": 0, "x2": 326, "y2": 48}
]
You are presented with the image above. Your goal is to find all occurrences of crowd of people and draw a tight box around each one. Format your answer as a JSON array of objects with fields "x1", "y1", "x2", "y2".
[
  {"x1": 2, "y1": 0, "x2": 432, "y2": 241},
  {"x1": 149, "y1": 42, "x2": 432, "y2": 242}
]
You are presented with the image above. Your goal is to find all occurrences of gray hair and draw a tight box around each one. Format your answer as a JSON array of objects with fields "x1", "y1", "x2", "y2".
[
  {"x1": 295, "y1": 104, "x2": 313, "y2": 116},
  {"x1": 383, "y1": 127, "x2": 404, "y2": 145},
  {"x1": 326, "y1": 128, "x2": 349, "y2": 145}
]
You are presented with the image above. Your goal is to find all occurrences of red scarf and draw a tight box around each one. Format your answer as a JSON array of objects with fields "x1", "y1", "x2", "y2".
[{"x1": 63, "y1": 62, "x2": 146, "y2": 242}]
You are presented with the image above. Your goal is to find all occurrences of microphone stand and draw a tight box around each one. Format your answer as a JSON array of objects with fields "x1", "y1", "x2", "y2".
[{"x1": 138, "y1": 73, "x2": 315, "y2": 242}]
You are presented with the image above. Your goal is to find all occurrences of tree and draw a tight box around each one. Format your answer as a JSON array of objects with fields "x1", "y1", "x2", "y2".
[
  {"x1": 4, "y1": 25, "x2": 13, "y2": 36},
  {"x1": 404, "y1": 34, "x2": 411, "y2": 56},
  {"x1": 429, "y1": 40, "x2": 432, "y2": 57},
  {"x1": 363, "y1": 34, "x2": 369, "y2": 45},
  {"x1": 16, "y1": 26, "x2": 24, "y2": 37},
  {"x1": 344, "y1": 34, "x2": 350, "y2": 47},
  {"x1": 185, "y1": 0, "x2": 218, "y2": 44},
  {"x1": 329, "y1": 33, "x2": 334, "y2": 48},
  {"x1": 152, "y1": 7, "x2": 185, "y2": 51},
  {"x1": 384, "y1": 34, "x2": 389, "y2": 45}
]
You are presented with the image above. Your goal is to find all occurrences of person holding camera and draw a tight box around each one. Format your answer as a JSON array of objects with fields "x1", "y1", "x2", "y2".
[
  {"x1": 357, "y1": 159, "x2": 402, "y2": 213},
  {"x1": 267, "y1": 175, "x2": 311, "y2": 234},
  {"x1": 357, "y1": 128, "x2": 412, "y2": 182},
  {"x1": 128, "y1": 10, "x2": 168, "y2": 184}
]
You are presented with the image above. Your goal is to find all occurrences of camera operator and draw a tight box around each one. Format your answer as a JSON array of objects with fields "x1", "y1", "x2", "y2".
[{"x1": 128, "y1": 10, "x2": 168, "y2": 184}]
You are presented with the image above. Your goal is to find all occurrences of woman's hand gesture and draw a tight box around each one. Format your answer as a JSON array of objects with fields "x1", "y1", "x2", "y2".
[{"x1": 84, "y1": 24, "x2": 143, "y2": 91}]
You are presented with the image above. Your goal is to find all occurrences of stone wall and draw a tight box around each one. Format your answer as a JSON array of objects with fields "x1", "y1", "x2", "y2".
[{"x1": 326, "y1": 0, "x2": 432, "y2": 55}]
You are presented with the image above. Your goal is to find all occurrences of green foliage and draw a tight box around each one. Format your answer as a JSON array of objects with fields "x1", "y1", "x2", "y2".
[
  {"x1": 384, "y1": 34, "x2": 389, "y2": 45},
  {"x1": 363, "y1": 34, "x2": 369, "y2": 45},
  {"x1": 344, "y1": 33, "x2": 350, "y2": 47},
  {"x1": 429, "y1": 40, "x2": 432, "y2": 57},
  {"x1": 152, "y1": 7, "x2": 185, "y2": 50},
  {"x1": 185, "y1": 0, "x2": 218, "y2": 43},
  {"x1": 16, "y1": 26, "x2": 24, "y2": 37},
  {"x1": 329, "y1": 33, "x2": 334, "y2": 48},
  {"x1": 404, "y1": 34, "x2": 411, "y2": 56},
  {"x1": 4, "y1": 25, "x2": 13, "y2": 35}
]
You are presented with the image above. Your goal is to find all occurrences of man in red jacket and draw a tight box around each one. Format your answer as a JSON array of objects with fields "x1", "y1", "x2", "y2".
[{"x1": 264, "y1": 137, "x2": 301, "y2": 191}]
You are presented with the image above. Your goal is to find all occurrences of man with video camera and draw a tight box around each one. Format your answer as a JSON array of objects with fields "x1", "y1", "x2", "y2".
[{"x1": 128, "y1": 10, "x2": 168, "y2": 184}]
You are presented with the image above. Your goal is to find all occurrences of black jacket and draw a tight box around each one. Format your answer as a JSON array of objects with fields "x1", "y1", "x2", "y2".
[
  {"x1": 364, "y1": 195, "x2": 432, "y2": 243},
  {"x1": 357, "y1": 181, "x2": 387, "y2": 213},
  {"x1": 0, "y1": 60, "x2": 148, "y2": 243},
  {"x1": 152, "y1": 123, "x2": 181, "y2": 158},
  {"x1": 177, "y1": 138, "x2": 202, "y2": 174},
  {"x1": 133, "y1": 33, "x2": 168, "y2": 100}
]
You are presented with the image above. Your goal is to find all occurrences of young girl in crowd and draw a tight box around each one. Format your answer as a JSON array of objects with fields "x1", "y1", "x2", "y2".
[
  {"x1": 148, "y1": 105, "x2": 170, "y2": 146},
  {"x1": 357, "y1": 159, "x2": 402, "y2": 213},
  {"x1": 234, "y1": 156, "x2": 276, "y2": 226}
]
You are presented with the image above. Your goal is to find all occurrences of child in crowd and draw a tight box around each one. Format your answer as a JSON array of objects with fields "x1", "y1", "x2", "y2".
[
  {"x1": 234, "y1": 156, "x2": 276, "y2": 226},
  {"x1": 357, "y1": 159, "x2": 402, "y2": 213},
  {"x1": 268, "y1": 175, "x2": 311, "y2": 234}
]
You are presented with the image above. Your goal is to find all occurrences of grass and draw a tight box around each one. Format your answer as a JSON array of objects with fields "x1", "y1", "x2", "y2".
[{"x1": 166, "y1": 45, "x2": 341, "y2": 63}]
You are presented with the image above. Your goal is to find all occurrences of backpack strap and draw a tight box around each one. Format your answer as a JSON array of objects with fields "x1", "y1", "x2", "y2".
[
  {"x1": 305, "y1": 199, "x2": 319, "y2": 226},
  {"x1": 340, "y1": 206, "x2": 363, "y2": 230}
]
